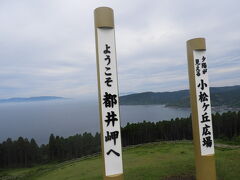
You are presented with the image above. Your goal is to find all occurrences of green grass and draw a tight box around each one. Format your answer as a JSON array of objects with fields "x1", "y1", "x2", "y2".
[
  {"x1": 0, "y1": 141, "x2": 239, "y2": 180},
  {"x1": 215, "y1": 137, "x2": 240, "y2": 145}
]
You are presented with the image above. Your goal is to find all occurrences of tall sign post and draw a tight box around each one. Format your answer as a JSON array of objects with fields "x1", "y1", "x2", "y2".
[
  {"x1": 94, "y1": 7, "x2": 124, "y2": 180},
  {"x1": 186, "y1": 38, "x2": 216, "y2": 180}
]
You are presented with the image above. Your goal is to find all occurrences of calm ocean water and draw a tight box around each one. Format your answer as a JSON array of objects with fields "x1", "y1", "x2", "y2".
[{"x1": 0, "y1": 99, "x2": 191, "y2": 144}]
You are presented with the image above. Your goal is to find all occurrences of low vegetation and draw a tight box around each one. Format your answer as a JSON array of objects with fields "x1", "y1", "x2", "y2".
[{"x1": 0, "y1": 141, "x2": 239, "y2": 180}]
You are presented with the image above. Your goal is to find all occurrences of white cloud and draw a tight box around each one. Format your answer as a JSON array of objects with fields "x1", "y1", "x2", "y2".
[{"x1": 0, "y1": 0, "x2": 239, "y2": 98}]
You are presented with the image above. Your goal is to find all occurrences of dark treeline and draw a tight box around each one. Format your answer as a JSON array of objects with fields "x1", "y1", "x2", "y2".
[
  {"x1": 0, "y1": 111, "x2": 240, "y2": 168},
  {"x1": 0, "y1": 133, "x2": 101, "y2": 168}
]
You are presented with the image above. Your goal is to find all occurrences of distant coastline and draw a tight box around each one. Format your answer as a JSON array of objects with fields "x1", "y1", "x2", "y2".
[
  {"x1": 0, "y1": 96, "x2": 65, "y2": 103},
  {"x1": 120, "y1": 85, "x2": 240, "y2": 108}
]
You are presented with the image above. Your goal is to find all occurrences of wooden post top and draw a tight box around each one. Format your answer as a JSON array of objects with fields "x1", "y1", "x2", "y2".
[
  {"x1": 187, "y1": 38, "x2": 206, "y2": 51},
  {"x1": 94, "y1": 7, "x2": 114, "y2": 28}
]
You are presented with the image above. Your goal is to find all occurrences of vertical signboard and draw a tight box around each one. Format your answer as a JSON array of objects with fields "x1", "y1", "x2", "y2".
[
  {"x1": 97, "y1": 28, "x2": 123, "y2": 176},
  {"x1": 193, "y1": 50, "x2": 214, "y2": 156},
  {"x1": 187, "y1": 38, "x2": 216, "y2": 180},
  {"x1": 94, "y1": 7, "x2": 124, "y2": 180}
]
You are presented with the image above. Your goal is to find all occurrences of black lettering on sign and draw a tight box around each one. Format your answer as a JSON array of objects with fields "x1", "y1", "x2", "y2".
[{"x1": 105, "y1": 111, "x2": 118, "y2": 127}]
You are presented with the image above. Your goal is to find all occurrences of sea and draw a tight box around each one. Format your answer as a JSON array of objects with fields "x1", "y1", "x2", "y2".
[{"x1": 0, "y1": 99, "x2": 236, "y2": 145}]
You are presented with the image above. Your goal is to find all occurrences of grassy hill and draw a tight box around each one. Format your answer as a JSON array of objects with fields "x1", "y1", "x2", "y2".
[
  {"x1": 0, "y1": 141, "x2": 239, "y2": 180},
  {"x1": 120, "y1": 85, "x2": 240, "y2": 107}
]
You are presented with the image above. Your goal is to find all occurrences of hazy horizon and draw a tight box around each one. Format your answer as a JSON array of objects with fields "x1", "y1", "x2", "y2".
[{"x1": 0, "y1": 84, "x2": 239, "y2": 100}]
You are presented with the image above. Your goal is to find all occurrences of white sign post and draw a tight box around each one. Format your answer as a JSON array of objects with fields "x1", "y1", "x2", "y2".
[
  {"x1": 94, "y1": 7, "x2": 124, "y2": 180},
  {"x1": 187, "y1": 38, "x2": 216, "y2": 180}
]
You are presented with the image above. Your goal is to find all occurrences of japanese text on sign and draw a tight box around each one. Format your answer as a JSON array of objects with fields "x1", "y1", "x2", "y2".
[
  {"x1": 97, "y1": 28, "x2": 123, "y2": 176},
  {"x1": 193, "y1": 50, "x2": 215, "y2": 156}
]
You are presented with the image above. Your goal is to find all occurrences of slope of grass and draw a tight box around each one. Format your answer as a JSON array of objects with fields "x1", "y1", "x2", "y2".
[{"x1": 0, "y1": 141, "x2": 239, "y2": 180}]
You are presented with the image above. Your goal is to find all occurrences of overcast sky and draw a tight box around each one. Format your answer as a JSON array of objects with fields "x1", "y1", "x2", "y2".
[{"x1": 0, "y1": 0, "x2": 239, "y2": 99}]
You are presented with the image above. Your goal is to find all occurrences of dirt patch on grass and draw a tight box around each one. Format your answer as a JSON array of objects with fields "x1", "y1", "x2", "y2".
[{"x1": 163, "y1": 175, "x2": 195, "y2": 180}]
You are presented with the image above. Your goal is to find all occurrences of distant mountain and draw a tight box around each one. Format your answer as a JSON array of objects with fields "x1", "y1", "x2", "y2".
[
  {"x1": 120, "y1": 85, "x2": 240, "y2": 108},
  {"x1": 120, "y1": 92, "x2": 137, "y2": 96},
  {"x1": 0, "y1": 96, "x2": 65, "y2": 103}
]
